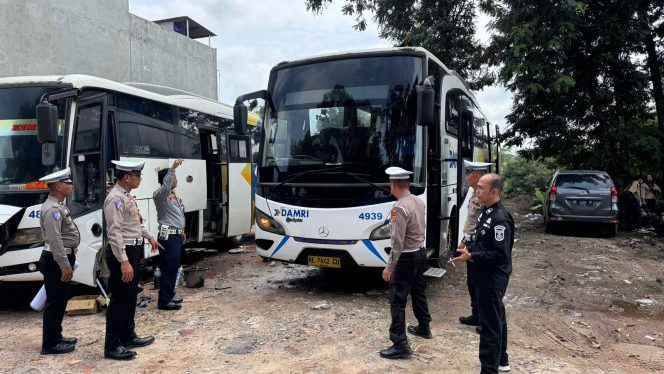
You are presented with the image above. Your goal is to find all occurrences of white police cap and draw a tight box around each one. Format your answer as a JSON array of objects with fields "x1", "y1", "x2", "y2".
[
  {"x1": 111, "y1": 160, "x2": 145, "y2": 173},
  {"x1": 385, "y1": 166, "x2": 413, "y2": 180},
  {"x1": 39, "y1": 167, "x2": 73, "y2": 184},
  {"x1": 463, "y1": 160, "x2": 493, "y2": 172}
]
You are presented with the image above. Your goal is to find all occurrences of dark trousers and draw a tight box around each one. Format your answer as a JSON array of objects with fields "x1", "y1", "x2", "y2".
[
  {"x1": 467, "y1": 262, "x2": 478, "y2": 317},
  {"x1": 105, "y1": 245, "x2": 141, "y2": 350},
  {"x1": 158, "y1": 234, "x2": 182, "y2": 306},
  {"x1": 39, "y1": 251, "x2": 75, "y2": 349},
  {"x1": 477, "y1": 285, "x2": 509, "y2": 374},
  {"x1": 389, "y1": 248, "x2": 432, "y2": 346},
  {"x1": 627, "y1": 196, "x2": 642, "y2": 230}
]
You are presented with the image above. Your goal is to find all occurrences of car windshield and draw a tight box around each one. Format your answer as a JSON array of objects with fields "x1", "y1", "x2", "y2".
[
  {"x1": 0, "y1": 86, "x2": 66, "y2": 191},
  {"x1": 556, "y1": 173, "x2": 613, "y2": 189},
  {"x1": 260, "y1": 55, "x2": 425, "y2": 185}
]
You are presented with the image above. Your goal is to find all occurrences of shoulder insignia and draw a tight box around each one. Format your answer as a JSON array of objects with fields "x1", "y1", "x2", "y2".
[
  {"x1": 486, "y1": 217, "x2": 492, "y2": 224},
  {"x1": 486, "y1": 208, "x2": 494, "y2": 214},
  {"x1": 494, "y1": 225, "x2": 506, "y2": 241},
  {"x1": 52, "y1": 210, "x2": 61, "y2": 221},
  {"x1": 391, "y1": 208, "x2": 398, "y2": 223},
  {"x1": 113, "y1": 200, "x2": 123, "y2": 209}
]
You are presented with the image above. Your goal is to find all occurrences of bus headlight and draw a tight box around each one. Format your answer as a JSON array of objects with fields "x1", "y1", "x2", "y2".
[
  {"x1": 7, "y1": 228, "x2": 44, "y2": 247},
  {"x1": 255, "y1": 209, "x2": 286, "y2": 235},
  {"x1": 369, "y1": 221, "x2": 391, "y2": 240}
]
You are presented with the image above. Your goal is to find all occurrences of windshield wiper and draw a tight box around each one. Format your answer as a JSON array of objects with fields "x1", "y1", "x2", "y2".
[
  {"x1": 332, "y1": 171, "x2": 391, "y2": 194},
  {"x1": 564, "y1": 186, "x2": 590, "y2": 193},
  {"x1": 269, "y1": 166, "x2": 343, "y2": 191},
  {"x1": 266, "y1": 166, "x2": 391, "y2": 195}
]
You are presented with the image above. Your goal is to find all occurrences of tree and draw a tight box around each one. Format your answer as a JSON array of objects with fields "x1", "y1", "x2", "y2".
[
  {"x1": 636, "y1": 0, "x2": 664, "y2": 181},
  {"x1": 305, "y1": 0, "x2": 493, "y2": 88},
  {"x1": 481, "y1": 0, "x2": 661, "y2": 181}
]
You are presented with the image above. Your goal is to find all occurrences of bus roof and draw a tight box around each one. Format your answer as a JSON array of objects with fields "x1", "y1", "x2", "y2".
[{"x1": 0, "y1": 74, "x2": 234, "y2": 119}]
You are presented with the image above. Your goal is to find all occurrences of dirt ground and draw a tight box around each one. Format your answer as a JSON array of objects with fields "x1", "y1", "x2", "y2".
[{"x1": 1, "y1": 197, "x2": 663, "y2": 373}]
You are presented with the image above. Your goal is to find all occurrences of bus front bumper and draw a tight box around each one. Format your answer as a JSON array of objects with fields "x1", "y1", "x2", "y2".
[{"x1": 255, "y1": 227, "x2": 390, "y2": 268}]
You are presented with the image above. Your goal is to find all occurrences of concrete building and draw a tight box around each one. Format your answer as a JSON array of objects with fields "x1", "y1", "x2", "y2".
[{"x1": 0, "y1": 0, "x2": 218, "y2": 99}]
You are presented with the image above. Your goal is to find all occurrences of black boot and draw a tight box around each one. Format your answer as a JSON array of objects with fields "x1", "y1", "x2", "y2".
[
  {"x1": 41, "y1": 342, "x2": 75, "y2": 355},
  {"x1": 379, "y1": 343, "x2": 412, "y2": 359},
  {"x1": 104, "y1": 346, "x2": 137, "y2": 360},
  {"x1": 459, "y1": 314, "x2": 480, "y2": 326},
  {"x1": 407, "y1": 324, "x2": 432, "y2": 339}
]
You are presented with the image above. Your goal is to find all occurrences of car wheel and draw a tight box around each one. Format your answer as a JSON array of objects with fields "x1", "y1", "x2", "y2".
[{"x1": 606, "y1": 223, "x2": 618, "y2": 238}]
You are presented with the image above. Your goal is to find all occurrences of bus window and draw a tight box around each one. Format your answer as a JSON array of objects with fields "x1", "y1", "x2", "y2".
[
  {"x1": 117, "y1": 94, "x2": 175, "y2": 157},
  {"x1": 445, "y1": 94, "x2": 460, "y2": 136}
]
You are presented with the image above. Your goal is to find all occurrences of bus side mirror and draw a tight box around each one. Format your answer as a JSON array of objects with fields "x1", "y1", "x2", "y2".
[
  {"x1": 234, "y1": 103, "x2": 248, "y2": 135},
  {"x1": 36, "y1": 102, "x2": 58, "y2": 143},
  {"x1": 36, "y1": 102, "x2": 58, "y2": 166},
  {"x1": 416, "y1": 84, "x2": 434, "y2": 126}
]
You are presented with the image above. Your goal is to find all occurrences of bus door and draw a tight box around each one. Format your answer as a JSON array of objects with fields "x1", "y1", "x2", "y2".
[
  {"x1": 225, "y1": 134, "x2": 252, "y2": 237},
  {"x1": 199, "y1": 129, "x2": 221, "y2": 234},
  {"x1": 69, "y1": 93, "x2": 107, "y2": 286}
]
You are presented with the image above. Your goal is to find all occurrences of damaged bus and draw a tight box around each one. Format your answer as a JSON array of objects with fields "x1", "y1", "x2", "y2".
[{"x1": 0, "y1": 75, "x2": 255, "y2": 287}]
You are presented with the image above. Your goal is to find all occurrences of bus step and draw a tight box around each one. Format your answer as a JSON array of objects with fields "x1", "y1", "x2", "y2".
[{"x1": 423, "y1": 268, "x2": 446, "y2": 278}]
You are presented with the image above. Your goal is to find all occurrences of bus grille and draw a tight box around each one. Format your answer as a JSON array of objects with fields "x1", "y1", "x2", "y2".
[{"x1": 293, "y1": 237, "x2": 358, "y2": 245}]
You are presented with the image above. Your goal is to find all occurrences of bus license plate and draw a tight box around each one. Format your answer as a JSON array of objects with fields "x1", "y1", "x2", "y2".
[{"x1": 308, "y1": 255, "x2": 341, "y2": 268}]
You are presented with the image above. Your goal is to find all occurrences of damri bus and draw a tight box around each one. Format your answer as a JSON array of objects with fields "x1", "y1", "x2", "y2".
[
  {"x1": 0, "y1": 75, "x2": 256, "y2": 287},
  {"x1": 234, "y1": 47, "x2": 499, "y2": 270}
]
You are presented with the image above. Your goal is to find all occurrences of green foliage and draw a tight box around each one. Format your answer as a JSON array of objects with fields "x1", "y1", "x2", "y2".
[
  {"x1": 501, "y1": 151, "x2": 557, "y2": 198},
  {"x1": 531, "y1": 188, "x2": 545, "y2": 212},
  {"x1": 304, "y1": 0, "x2": 493, "y2": 89},
  {"x1": 482, "y1": 0, "x2": 664, "y2": 183}
]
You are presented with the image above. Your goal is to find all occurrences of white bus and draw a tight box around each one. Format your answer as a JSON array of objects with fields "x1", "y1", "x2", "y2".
[
  {"x1": 234, "y1": 47, "x2": 499, "y2": 270},
  {"x1": 0, "y1": 75, "x2": 255, "y2": 287}
]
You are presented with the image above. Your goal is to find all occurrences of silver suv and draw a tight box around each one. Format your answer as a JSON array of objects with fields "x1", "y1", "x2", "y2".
[{"x1": 543, "y1": 170, "x2": 619, "y2": 236}]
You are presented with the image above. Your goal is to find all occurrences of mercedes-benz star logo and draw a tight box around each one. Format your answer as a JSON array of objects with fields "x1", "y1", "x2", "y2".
[{"x1": 318, "y1": 226, "x2": 329, "y2": 238}]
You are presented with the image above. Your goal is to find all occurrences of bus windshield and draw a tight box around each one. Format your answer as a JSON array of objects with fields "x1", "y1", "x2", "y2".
[
  {"x1": 0, "y1": 87, "x2": 66, "y2": 191},
  {"x1": 261, "y1": 55, "x2": 424, "y2": 185}
]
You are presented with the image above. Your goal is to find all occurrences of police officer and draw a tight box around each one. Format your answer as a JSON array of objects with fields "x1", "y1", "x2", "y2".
[
  {"x1": 153, "y1": 159, "x2": 186, "y2": 310},
  {"x1": 379, "y1": 167, "x2": 432, "y2": 359},
  {"x1": 458, "y1": 161, "x2": 492, "y2": 330},
  {"x1": 38, "y1": 168, "x2": 80, "y2": 355},
  {"x1": 450, "y1": 173, "x2": 513, "y2": 373},
  {"x1": 103, "y1": 160, "x2": 162, "y2": 360}
]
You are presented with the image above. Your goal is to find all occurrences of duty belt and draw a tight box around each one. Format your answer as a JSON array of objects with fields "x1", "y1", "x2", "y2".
[
  {"x1": 43, "y1": 246, "x2": 75, "y2": 255},
  {"x1": 123, "y1": 238, "x2": 145, "y2": 246},
  {"x1": 402, "y1": 246, "x2": 425, "y2": 253}
]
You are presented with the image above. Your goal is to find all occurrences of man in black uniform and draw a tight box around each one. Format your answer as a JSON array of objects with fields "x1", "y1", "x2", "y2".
[
  {"x1": 38, "y1": 168, "x2": 80, "y2": 355},
  {"x1": 450, "y1": 173, "x2": 513, "y2": 373}
]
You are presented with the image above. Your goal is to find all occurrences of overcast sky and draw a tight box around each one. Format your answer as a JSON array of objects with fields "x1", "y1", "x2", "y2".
[{"x1": 128, "y1": 0, "x2": 510, "y2": 130}]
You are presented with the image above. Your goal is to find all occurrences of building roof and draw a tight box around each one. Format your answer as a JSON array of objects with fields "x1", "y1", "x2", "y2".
[{"x1": 152, "y1": 16, "x2": 216, "y2": 39}]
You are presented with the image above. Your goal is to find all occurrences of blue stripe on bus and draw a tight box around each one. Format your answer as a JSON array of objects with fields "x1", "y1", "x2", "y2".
[
  {"x1": 362, "y1": 240, "x2": 386, "y2": 264},
  {"x1": 270, "y1": 236, "x2": 291, "y2": 257}
]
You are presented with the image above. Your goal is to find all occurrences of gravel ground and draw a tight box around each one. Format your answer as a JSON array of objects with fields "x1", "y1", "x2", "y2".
[{"x1": 1, "y1": 199, "x2": 663, "y2": 373}]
